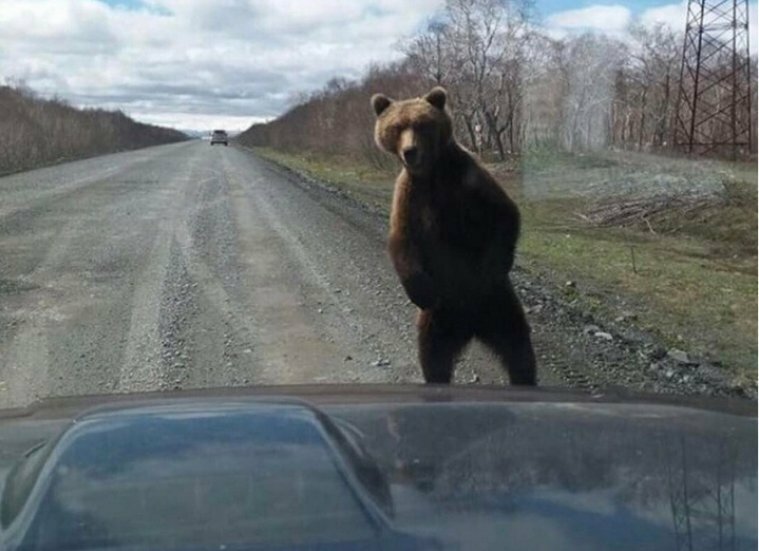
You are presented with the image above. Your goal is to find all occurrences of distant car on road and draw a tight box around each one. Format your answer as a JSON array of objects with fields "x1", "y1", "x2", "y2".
[{"x1": 210, "y1": 129, "x2": 228, "y2": 146}]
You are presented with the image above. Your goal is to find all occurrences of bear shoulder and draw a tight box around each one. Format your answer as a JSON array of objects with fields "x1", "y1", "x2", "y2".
[{"x1": 457, "y1": 150, "x2": 515, "y2": 205}]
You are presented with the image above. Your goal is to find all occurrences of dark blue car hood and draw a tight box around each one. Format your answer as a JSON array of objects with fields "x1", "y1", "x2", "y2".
[{"x1": 0, "y1": 386, "x2": 756, "y2": 550}]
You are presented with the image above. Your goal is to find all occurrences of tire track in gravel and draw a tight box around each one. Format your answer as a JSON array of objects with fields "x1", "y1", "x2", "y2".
[
  {"x1": 0, "y1": 143, "x2": 197, "y2": 406},
  {"x1": 0, "y1": 147, "x2": 171, "y2": 224},
  {"x1": 222, "y1": 153, "x2": 370, "y2": 384},
  {"x1": 115, "y1": 144, "x2": 257, "y2": 393},
  {"x1": 160, "y1": 166, "x2": 261, "y2": 390},
  {"x1": 116, "y1": 165, "x2": 190, "y2": 392}
]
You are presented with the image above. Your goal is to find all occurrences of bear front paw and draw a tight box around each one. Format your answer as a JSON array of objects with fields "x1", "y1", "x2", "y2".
[{"x1": 403, "y1": 273, "x2": 437, "y2": 310}]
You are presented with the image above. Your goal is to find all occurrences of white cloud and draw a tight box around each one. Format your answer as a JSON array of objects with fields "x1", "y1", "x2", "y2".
[
  {"x1": 638, "y1": 2, "x2": 685, "y2": 29},
  {"x1": 543, "y1": 2, "x2": 757, "y2": 55},
  {"x1": 546, "y1": 4, "x2": 632, "y2": 35},
  {"x1": 5, "y1": 0, "x2": 755, "y2": 131},
  {"x1": 0, "y1": 0, "x2": 444, "y2": 130}
]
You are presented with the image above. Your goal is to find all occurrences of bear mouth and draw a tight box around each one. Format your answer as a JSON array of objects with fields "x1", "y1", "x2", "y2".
[{"x1": 402, "y1": 157, "x2": 425, "y2": 173}]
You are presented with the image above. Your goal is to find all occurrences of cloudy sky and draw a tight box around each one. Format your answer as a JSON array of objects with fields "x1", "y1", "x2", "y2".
[{"x1": 1, "y1": 0, "x2": 756, "y2": 131}]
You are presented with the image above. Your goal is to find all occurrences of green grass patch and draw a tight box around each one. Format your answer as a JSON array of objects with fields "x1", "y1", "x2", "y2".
[
  {"x1": 519, "y1": 219, "x2": 756, "y2": 385},
  {"x1": 252, "y1": 147, "x2": 395, "y2": 210},
  {"x1": 522, "y1": 148, "x2": 619, "y2": 172},
  {"x1": 517, "y1": 181, "x2": 756, "y2": 385},
  {"x1": 246, "y1": 146, "x2": 757, "y2": 387}
]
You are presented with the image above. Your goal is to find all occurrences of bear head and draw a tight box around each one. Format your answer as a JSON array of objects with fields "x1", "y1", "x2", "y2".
[{"x1": 371, "y1": 87, "x2": 452, "y2": 176}]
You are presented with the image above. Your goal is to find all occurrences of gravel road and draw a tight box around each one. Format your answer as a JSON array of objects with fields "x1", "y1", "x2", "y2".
[{"x1": 0, "y1": 141, "x2": 741, "y2": 409}]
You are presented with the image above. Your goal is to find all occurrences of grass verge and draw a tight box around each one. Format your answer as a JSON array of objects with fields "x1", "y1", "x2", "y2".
[
  {"x1": 252, "y1": 147, "x2": 395, "y2": 210},
  {"x1": 250, "y1": 145, "x2": 757, "y2": 389}
]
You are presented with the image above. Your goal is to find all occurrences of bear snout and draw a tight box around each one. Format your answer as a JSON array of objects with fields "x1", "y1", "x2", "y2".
[{"x1": 398, "y1": 128, "x2": 422, "y2": 168}]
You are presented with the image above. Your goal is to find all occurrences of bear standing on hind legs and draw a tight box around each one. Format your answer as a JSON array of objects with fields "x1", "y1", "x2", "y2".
[{"x1": 371, "y1": 86, "x2": 537, "y2": 385}]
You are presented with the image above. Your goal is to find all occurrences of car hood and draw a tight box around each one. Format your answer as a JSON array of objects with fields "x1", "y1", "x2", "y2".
[{"x1": 0, "y1": 385, "x2": 756, "y2": 550}]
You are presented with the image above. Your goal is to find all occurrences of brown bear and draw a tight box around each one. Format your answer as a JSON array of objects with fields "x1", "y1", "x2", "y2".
[{"x1": 371, "y1": 86, "x2": 537, "y2": 385}]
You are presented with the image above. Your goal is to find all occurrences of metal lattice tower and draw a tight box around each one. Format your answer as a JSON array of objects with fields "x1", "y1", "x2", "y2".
[{"x1": 674, "y1": 0, "x2": 753, "y2": 157}]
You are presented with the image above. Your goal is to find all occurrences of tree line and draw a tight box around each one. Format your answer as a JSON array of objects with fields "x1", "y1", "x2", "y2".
[
  {"x1": 238, "y1": 0, "x2": 756, "y2": 162},
  {"x1": 0, "y1": 83, "x2": 187, "y2": 175}
]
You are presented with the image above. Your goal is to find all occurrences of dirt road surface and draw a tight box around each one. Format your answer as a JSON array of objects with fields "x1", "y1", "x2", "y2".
[{"x1": 0, "y1": 141, "x2": 738, "y2": 410}]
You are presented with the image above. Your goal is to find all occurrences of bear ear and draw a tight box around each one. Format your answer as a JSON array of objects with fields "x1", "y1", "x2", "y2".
[
  {"x1": 371, "y1": 93, "x2": 393, "y2": 116},
  {"x1": 424, "y1": 86, "x2": 447, "y2": 110}
]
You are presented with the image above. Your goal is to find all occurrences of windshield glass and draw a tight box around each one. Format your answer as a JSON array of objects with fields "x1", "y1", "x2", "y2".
[
  {"x1": 0, "y1": 0, "x2": 754, "y2": 408},
  {"x1": 0, "y1": 0, "x2": 756, "y2": 546}
]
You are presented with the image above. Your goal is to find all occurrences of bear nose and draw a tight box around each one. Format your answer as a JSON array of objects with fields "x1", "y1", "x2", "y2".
[{"x1": 402, "y1": 146, "x2": 418, "y2": 165}]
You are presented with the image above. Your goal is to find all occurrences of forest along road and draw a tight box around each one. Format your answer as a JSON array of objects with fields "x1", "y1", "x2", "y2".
[{"x1": 0, "y1": 140, "x2": 679, "y2": 410}]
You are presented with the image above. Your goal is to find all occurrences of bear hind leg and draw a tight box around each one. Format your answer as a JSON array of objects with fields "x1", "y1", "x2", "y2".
[
  {"x1": 417, "y1": 309, "x2": 472, "y2": 384},
  {"x1": 477, "y1": 286, "x2": 537, "y2": 386}
]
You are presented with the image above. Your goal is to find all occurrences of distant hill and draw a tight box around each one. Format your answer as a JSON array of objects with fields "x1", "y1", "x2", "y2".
[{"x1": 0, "y1": 85, "x2": 188, "y2": 175}]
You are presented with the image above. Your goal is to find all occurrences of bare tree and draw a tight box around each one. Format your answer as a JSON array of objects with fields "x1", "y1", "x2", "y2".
[
  {"x1": 0, "y1": 84, "x2": 186, "y2": 175},
  {"x1": 481, "y1": 7, "x2": 533, "y2": 157},
  {"x1": 621, "y1": 24, "x2": 681, "y2": 150},
  {"x1": 404, "y1": 20, "x2": 452, "y2": 85},
  {"x1": 555, "y1": 34, "x2": 627, "y2": 151}
]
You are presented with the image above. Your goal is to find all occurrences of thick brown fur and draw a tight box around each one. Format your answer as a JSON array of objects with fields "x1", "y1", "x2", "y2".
[{"x1": 371, "y1": 87, "x2": 536, "y2": 385}]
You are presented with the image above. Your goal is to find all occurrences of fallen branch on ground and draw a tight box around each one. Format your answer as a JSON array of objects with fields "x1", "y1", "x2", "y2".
[{"x1": 578, "y1": 193, "x2": 721, "y2": 228}]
